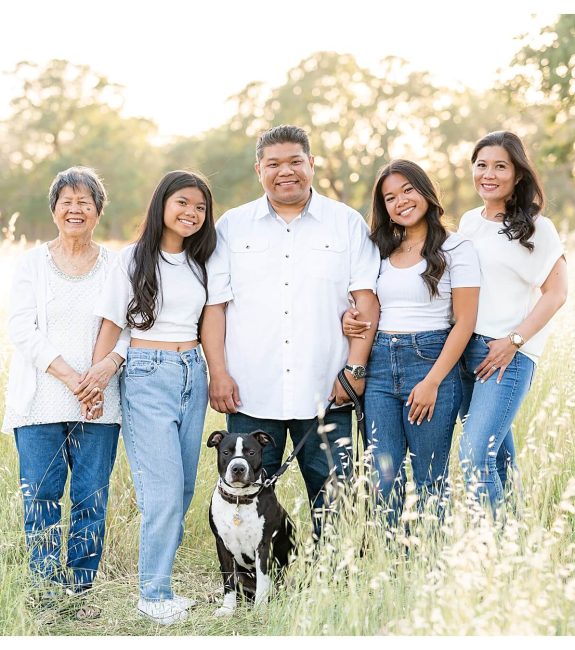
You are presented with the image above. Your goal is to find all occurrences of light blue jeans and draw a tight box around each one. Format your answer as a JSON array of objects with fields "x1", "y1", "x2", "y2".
[
  {"x1": 459, "y1": 334, "x2": 535, "y2": 516},
  {"x1": 120, "y1": 347, "x2": 208, "y2": 601},
  {"x1": 364, "y1": 329, "x2": 461, "y2": 526}
]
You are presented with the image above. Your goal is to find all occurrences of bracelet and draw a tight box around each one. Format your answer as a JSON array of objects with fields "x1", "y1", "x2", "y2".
[{"x1": 106, "y1": 354, "x2": 120, "y2": 372}]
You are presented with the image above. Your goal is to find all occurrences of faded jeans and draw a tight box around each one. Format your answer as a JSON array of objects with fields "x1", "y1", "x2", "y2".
[{"x1": 121, "y1": 347, "x2": 208, "y2": 601}]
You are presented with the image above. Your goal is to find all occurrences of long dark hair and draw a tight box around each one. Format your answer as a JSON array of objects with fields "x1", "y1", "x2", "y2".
[
  {"x1": 471, "y1": 131, "x2": 544, "y2": 251},
  {"x1": 369, "y1": 159, "x2": 448, "y2": 298},
  {"x1": 127, "y1": 170, "x2": 217, "y2": 330}
]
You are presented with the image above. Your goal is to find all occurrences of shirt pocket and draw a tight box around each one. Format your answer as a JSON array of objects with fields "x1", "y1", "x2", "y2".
[
  {"x1": 308, "y1": 237, "x2": 346, "y2": 281},
  {"x1": 229, "y1": 236, "x2": 270, "y2": 282}
]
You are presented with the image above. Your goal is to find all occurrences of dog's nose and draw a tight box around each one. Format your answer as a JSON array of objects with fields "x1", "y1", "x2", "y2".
[{"x1": 231, "y1": 463, "x2": 246, "y2": 476}]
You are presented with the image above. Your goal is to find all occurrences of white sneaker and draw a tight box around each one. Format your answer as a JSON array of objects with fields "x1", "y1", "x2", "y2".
[
  {"x1": 137, "y1": 597, "x2": 189, "y2": 625},
  {"x1": 173, "y1": 594, "x2": 198, "y2": 609}
]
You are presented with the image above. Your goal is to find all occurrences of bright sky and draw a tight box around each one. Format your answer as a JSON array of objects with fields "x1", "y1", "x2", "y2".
[{"x1": 0, "y1": 1, "x2": 570, "y2": 139}]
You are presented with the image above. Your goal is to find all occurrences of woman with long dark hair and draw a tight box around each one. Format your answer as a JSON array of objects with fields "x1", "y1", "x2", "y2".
[
  {"x1": 82, "y1": 170, "x2": 227, "y2": 624},
  {"x1": 344, "y1": 160, "x2": 480, "y2": 525},
  {"x1": 457, "y1": 131, "x2": 567, "y2": 517}
]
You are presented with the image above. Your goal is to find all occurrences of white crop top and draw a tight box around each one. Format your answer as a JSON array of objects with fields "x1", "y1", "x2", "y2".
[
  {"x1": 458, "y1": 207, "x2": 564, "y2": 363},
  {"x1": 377, "y1": 233, "x2": 480, "y2": 332},
  {"x1": 96, "y1": 244, "x2": 209, "y2": 342}
]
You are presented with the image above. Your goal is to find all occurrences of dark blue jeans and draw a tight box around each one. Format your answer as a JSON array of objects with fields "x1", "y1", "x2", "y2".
[
  {"x1": 364, "y1": 329, "x2": 461, "y2": 526},
  {"x1": 227, "y1": 407, "x2": 352, "y2": 536},
  {"x1": 14, "y1": 421, "x2": 119, "y2": 591}
]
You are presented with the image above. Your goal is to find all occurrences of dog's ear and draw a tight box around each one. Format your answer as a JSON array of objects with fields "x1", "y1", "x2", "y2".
[
  {"x1": 207, "y1": 430, "x2": 227, "y2": 448},
  {"x1": 252, "y1": 430, "x2": 275, "y2": 448}
]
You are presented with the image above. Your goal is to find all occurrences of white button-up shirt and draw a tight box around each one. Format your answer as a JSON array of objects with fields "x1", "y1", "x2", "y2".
[{"x1": 207, "y1": 189, "x2": 380, "y2": 419}]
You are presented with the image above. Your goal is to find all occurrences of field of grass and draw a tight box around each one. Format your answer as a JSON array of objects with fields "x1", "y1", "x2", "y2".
[{"x1": 0, "y1": 237, "x2": 574, "y2": 636}]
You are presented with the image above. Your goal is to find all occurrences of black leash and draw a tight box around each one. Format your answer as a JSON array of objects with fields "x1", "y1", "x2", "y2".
[{"x1": 262, "y1": 369, "x2": 366, "y2": 489}]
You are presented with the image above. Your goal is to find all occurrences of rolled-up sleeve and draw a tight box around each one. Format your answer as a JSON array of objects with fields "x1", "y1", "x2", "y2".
[
  {"x1": 206, "y1": 216, "x2": 234, "y2": 305},
  {"x1": 348, "y1": 211, "x2": 380, "y2": 293}
]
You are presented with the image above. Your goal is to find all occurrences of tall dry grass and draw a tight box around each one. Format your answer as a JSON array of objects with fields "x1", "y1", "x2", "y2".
[{"x1": 0, "y1": 237, "x2": 573, "y2": 636}]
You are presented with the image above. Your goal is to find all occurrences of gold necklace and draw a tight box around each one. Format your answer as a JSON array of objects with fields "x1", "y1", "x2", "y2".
[{"x1": 402, "y1": 238, "x2": 426, "y2": 253}]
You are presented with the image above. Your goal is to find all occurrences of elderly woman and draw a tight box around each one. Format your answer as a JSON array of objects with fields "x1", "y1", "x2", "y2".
[{"x1": 2, "y1": 166, "x2": 126, "y2": 607}]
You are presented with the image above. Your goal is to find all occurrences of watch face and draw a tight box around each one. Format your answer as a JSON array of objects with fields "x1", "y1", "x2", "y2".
[{"x1": 353, "y1": 366, "x2": 366, "y2": 379}]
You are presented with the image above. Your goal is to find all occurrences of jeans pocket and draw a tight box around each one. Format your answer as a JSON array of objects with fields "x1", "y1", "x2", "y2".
[
  {"x1": 125, "y1": 359, "x2": 158, "y2": 378},
  {"x1": 475, "y1": 334, "x2": 492, "y2": 349},
  {"x1": 414, "y1": 340, "x2": 445, "y2": 362}
]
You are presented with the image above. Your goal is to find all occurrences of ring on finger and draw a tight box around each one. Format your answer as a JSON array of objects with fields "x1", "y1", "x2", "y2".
[{"x1": 491, "y1": 364, "x2": 497, "y2": 370}]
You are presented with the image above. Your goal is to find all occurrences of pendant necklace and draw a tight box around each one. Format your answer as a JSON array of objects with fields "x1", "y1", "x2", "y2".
[
  {"x1": 233, "y1": 498, "x2": 242, "y2": 526},
  {"x1": 403, "y1": 238, "x2": 425, "y2": 253}
]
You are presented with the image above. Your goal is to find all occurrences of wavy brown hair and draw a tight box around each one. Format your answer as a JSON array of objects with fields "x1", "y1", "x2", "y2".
[
  {"x1": 369, "y1": 159, "x2": 450, "y2": 298},
  {"x1": 127, "y1": 170, "x2": 216, "y2": 331},
  {"x1": 471, "y1": 131, "x2": 544, "y2": 251}
]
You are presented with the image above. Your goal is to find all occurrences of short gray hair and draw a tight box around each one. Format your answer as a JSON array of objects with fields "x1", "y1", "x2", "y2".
[
  {"x1": 48, "y1": 166, "x2": 108, "y2": 215},
  {"x1": 255, "y1": 125, "x2": 311, "y2": 161}
]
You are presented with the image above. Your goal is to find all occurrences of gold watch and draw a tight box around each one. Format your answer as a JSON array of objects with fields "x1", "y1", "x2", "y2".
[{"x1": 508, "y1": 332, "x2": 525, "y2": 349}]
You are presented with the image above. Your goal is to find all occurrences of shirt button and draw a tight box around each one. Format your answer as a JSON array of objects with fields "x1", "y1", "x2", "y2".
[
  {"x1": 287, "y1": 229, "x2": 291, "y2": 233},
  {"x1": 285, "y1": 254, "x2": 290, "y2": 258},
  {"x1": 284, "y1": 310, "x2": 288, "y2": 315},
  {"x1": 285, "y1": 340, "x2": 289, "y2": 344},
  {"x1": 286, "y1": 369, "x2": 290, "y2": 373},
  {"x1": 246, "y1": 245, "x2": 250, "y2": 249},
  {"x1": 391, "y1": 337, "x2": 398, "y2": 342},
  {"x1": 284, "y1": 282, "x2": 289, "y2": 286},
  {"x1": 325, "y1": 244, "x2": 330, "y2": 248}
]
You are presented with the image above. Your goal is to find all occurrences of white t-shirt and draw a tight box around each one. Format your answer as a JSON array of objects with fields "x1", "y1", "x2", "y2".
[
  {"x1": 96, "y1": 243, "x2": 229, "y2": 342},
  {"x1": 207, "y1": 189, "x2": 380, "y2": 419},
  {"x1": 376, "y1": 233, "x2": 480, "y2": 332},
  {"x1": 458, "y1": 207, "x2": 564, "y2": 363}
]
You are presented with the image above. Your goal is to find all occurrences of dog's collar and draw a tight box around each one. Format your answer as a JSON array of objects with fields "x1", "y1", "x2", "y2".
[{"x1": 217, "y1": 479, "x2": 264, "y2": 504}]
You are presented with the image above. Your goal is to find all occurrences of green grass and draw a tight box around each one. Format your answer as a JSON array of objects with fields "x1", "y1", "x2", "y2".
[{"x1": 0, "y1": 239, "x2": 574, "y2": 635}]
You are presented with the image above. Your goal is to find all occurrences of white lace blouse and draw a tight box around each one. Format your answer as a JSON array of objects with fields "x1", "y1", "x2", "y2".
[{"x1": 3, "y1": 245, "x2": 122, "y2": 432}]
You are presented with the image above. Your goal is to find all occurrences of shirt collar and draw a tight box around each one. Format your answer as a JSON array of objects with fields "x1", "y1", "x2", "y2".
[{"x1": 255, "y1": 188, "x2": 322, "y2": 222}]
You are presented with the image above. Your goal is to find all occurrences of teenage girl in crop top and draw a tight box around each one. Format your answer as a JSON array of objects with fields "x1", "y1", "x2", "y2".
[
  {"x1": 343, "y1": 160, "x2": 480, "y2": 527},
  {"x1": 83, "y1": 170, "x2": 230, "y2": 625}
]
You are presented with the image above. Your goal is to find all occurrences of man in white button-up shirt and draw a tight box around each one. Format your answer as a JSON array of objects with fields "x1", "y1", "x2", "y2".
[{"x1": 202, "y1": 125, "x2": 380, "y2": 535}]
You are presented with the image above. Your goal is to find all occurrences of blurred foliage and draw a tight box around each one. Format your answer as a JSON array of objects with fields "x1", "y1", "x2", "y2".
[
  {"x1": 1, "y1": 15, "x2": 574, "y2": 242},
  {"x1": 0, "y1": 60, "x2": 162, "y2": 240}
]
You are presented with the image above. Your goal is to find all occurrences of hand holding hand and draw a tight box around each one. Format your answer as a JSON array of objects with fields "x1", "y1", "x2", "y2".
[
  {"x1": 75, "y1": 357, "x2": 117, "y2": 403},
  {"x1": 82, "y1": 394, "x2": 105, "y2": 421}
]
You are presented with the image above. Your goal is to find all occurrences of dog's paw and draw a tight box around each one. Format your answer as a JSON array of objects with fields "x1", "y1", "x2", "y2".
[
  {"x1": 254, "y1": 594, "x2": 269, "y2": 608},
  {"x1": 214, "y1": 606, "x2": 235, "y2": 618}
]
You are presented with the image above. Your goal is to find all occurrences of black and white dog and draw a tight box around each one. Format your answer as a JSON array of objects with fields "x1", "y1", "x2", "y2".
[{"x1": 207, "y1": 430, "x2": 295, "y2": 617}]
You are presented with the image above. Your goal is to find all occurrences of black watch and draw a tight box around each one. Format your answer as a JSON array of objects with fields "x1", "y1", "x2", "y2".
[{"x1": 345, "y1": 364, "x2": 367, "y2": 380}]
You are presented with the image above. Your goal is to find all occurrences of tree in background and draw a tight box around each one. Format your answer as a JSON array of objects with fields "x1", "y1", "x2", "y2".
[
  {"x1": 504, "y1": 14, "x2": 575, "y2": 228},
  {"x1": 163, "y1": 52, "x2": 516, "y2": 222},
  {"x1": 2, "y1": 15, "x2": 574, "y2": 241},
  {"x1": 0, "y1": 60, "x2": 161, "y2": 240}
]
